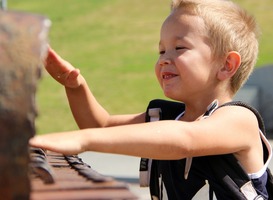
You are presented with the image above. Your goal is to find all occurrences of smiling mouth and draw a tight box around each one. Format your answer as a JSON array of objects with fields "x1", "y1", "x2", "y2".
[{"x1": 162, "y1": 74, "x2": 177, "y2": 80}]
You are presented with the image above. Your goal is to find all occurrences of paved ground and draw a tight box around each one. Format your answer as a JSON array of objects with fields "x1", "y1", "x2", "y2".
[
  {"x1": 79, "y1": 152, "x2": 150, "y2": 199},
  {"x1": 79, "y1": 140, "x2": 273, "y2": 199}
]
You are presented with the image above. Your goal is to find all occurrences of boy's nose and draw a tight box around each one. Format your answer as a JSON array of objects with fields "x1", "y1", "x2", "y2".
[{"x1": 159, "y1": 55, "x2": 172, "y2": 66}]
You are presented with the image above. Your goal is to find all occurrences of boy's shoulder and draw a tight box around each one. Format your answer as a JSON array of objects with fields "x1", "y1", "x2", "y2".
[{"x1": 216, "y1": 101, "x2": 265, "y2": 133}]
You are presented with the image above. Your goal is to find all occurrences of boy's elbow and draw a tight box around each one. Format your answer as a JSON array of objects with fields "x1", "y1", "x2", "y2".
[
  {"x1": 175, "y1": 144, "x2": 193, "y2": 160},
  {"x1": 175, "y1": 127, "x2": 196, "y2": 159},
  {"x1": 165, "y1": 130, "x2": 195, "y2": 160}
]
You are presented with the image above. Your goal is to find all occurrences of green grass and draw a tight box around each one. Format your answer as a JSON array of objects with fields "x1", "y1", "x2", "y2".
[
  {"x1": 235, "y1": 0, "x2": 273, "y2": 65},
  {"x1": 8, "y1": 0, "x2": 273, "y2": 133}
]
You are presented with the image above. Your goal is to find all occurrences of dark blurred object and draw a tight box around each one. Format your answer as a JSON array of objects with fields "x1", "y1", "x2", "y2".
[
  {"x1": 30, "y1": 148, "x2": 55, "y2": 184},
  {"x1": 235, "y1": 65, "x2": 273, "y2": 136},
  {"x1": 65, "y1": 154, "x2": 113, "y2": 182},
  {"x1": 0, "y1": 10, "x2": 50, "y2": 199}
]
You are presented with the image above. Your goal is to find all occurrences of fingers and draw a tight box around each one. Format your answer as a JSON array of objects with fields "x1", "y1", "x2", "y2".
[
  {"x1": 45, "y1": 46, "x2": 60, "y2": 68},
  {"x1": 60, "y1": 68, "x2": 82, "y2": 88},
  {"x1": 45, "y1": 46, "x2": 74, "y2": 76},
  {"x1": 29, "y1": 133, "x2": 83, "y2": 155},
  {"x1": 44, "y1": 47, "x2": 82, "y2": 88},
  {"x1": 67, "y1": 68, "x2": 80, "y2": 81},
  {"x1": 29, "y1": 136, "x2": 43, "y2": 148},
  {"x1": 45, "y1": 48, "x2": 67, "y2": 72}
]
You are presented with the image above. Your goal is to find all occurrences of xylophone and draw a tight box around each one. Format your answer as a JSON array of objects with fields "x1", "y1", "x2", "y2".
[{"x1": 29, "y1": 148, "x2": 137, "y2": 200}]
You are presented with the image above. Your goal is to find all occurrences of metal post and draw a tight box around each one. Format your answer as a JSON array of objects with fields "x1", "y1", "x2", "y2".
[{"x1": 1, "y1": 0, "x2": 7, "y2": 10}]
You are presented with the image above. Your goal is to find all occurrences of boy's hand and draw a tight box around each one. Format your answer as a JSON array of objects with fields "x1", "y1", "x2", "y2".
[
  {"x1": 45, "y1": 46, "x2": 82, "y2": 88},
  {"x1": 29, "y1": 131, "x2": 85, "y2": 155}
]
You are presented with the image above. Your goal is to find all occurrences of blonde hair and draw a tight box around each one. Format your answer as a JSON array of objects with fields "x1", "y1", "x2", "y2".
[{"x1": 171, "y1": 0, "x2": 260, "y2": 94}]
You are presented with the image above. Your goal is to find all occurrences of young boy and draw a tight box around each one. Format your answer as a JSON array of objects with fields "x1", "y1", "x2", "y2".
[{"x1": 30, "y1": 0, "x2": 272, "y2": 199}]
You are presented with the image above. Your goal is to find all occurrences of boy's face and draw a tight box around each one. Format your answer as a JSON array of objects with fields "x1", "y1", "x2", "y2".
[{"x1": 155, "y1": 9, "x2": 219, "y2": 102}]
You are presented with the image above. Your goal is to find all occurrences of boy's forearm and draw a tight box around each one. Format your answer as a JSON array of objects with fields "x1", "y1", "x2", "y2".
[
  {"x1": 30, "y1": 120, "x2": 188, "y2": 159},
  {"x1": 81, "y1": 121, "x2": 190, "y2": 160},
  {"x1": 65, "y1": 77, "x2": 110, "y2": 129}
]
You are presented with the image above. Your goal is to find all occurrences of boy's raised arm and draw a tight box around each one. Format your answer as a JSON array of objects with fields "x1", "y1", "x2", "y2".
[{"x1": 45, "y1": 47, "x2": 145, "y2": 129}]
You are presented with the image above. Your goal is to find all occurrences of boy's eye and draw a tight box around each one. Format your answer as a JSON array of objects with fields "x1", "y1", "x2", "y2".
[
  {"x1": 159, "y1": 46, "x2": 185, "y2": 55},
  {"x1": 176, "y1": 46, "x2": 185, "y2": 50}
]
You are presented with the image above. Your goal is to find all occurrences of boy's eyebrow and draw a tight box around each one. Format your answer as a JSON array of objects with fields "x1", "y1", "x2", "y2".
[{"x1": 159, "y1": 36, "x2": 191, "y2": 46}]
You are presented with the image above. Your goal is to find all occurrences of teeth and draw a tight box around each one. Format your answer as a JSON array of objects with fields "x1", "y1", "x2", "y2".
[{"x1": 163, "y1": 74, "x2": 176, "y2": 79}]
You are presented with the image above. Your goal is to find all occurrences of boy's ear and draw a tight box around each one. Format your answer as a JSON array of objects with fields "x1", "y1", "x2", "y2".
[{"x1": 217, "y1": 51, "x2": 241, "y2": 81}]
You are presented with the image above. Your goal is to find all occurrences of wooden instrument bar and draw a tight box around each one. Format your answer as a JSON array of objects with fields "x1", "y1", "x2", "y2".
[{"x1": 30, "y1": 149, "x2": 137, "y2": 200}]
